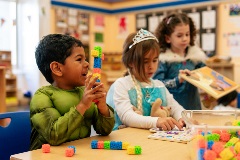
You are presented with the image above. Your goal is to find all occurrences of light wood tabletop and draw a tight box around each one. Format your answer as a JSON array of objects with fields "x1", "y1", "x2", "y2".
[{"x1": 10, "y1": 127, "x2": 191, "y2": 160}]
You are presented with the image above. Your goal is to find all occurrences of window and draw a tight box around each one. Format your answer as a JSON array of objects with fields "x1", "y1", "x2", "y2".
[{"x1": 0, "y1": 0, "x2": 16, "y2": 66}]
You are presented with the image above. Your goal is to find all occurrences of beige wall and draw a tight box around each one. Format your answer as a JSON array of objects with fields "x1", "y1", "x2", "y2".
[
  {"x1": 217, "y1": 1, "x2": 240, "y2": 84},
  {"x1": 51, "y1": 0, "x2": 240, "y2": 84}
]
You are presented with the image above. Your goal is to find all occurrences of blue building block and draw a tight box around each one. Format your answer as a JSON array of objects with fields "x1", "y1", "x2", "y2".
[
  {"x1": 110, "y1": 141, "x2": 117, "y2": 150},
  {"x1": 91, "y1": 140, "x2": 98, "y2": 149},
  {"x1": 94, "y1": 57, "x2": 102, "y2": 68},
  {"x1": 68, "y1": 146, "x2": 76, "y2": 153},
  {"x1": 116, "y1": 141, "x2": 122, "y2": 150},
  {"x1": 198, "y1": 148, "x2": 205, "y2": 160},
  {"x1": 207, "y1": 140, "x2": 214, "y2": 149}
]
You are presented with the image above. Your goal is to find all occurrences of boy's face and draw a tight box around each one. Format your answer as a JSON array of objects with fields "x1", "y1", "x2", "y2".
[{"x1": 60, "y1": 46, "x2": 89, "y2": 89}]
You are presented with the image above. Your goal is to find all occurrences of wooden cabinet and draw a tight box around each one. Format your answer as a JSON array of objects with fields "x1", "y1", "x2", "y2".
[
  {"x1": 0, "y1": 51, "x2": 18, "y2": 107},
  {"x1": 0, "y1": 67, "x2": 6, "y2": 113},
  {"x1": 102, "y1": 52, "x2": 126, "y2": 88},
  {"x1": 0, "y1": 51, "x2": 11, "y2": 71}
]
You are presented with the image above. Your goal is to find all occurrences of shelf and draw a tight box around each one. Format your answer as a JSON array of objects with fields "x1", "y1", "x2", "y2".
[{"x1": 0, "y1": 50, "x2": 18, "y2": 108}]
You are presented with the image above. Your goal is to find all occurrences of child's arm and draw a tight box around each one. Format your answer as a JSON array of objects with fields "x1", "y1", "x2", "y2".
[
  {"x1": 178, "y1": 69, "x2": 191, "y2": 83},
  {"x1": 90, "y1": 46, "x2": 111, "y2": 117},
  {"x1": 153, "y1": 62, "x2": 181, "y2": 88}
]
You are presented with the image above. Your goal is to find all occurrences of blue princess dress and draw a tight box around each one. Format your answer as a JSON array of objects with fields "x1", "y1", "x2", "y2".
[{"x1": 106, "y1": 83, "x2": 167, "y2": 130}]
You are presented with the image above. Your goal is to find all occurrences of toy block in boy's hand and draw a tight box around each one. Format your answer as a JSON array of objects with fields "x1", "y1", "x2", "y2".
[
  {"x1": 91, "y1": 46, "x2": 104, "y2": 82},
  {"x1": 91, "y1": 46, "x2": 104, "y2": 103}
]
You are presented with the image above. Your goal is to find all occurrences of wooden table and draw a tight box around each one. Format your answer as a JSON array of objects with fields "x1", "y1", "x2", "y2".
[{"x1": 10, "y1": 127, "x2": 191, "y2": 160}]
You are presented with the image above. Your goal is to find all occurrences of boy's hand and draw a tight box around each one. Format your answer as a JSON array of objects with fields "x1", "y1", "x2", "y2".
[
  {"x1": 156, "y1": 117, "x2": 182, "y2": 131},
  {"x1": 178, "y1": 69, "x2": 191, "y2": 83},
  {"x1": 76, "y1": 74, "x2": 107, "y2": 115},
  {"x1": 93, "y1": 81, "x2": 110, "y2": 117}
]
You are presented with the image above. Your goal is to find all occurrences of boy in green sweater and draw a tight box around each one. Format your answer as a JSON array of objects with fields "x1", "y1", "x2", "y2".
[{"x1": 30, "y1": 34, "x2": 114, "y2": 150}]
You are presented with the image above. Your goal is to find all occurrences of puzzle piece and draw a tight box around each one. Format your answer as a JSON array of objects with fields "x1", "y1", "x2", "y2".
[{"x1": 148, "y1": 128, "x2": 194, "y2": 143}]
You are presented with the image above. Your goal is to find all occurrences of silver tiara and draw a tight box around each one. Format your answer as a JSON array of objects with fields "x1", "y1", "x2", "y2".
[{"x1": 129, "y1": 29, "x2": 159, "y2": 49}]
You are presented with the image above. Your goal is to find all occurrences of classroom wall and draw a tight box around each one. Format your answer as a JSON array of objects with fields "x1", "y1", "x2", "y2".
[
  {"x1": 217, "y1": 0, "x2": 240, "y2": 84},
  {"x1": 46, "y1": 0, "x2": 240, "y2": 92},
  {"x1": 51, "y1": 0, "x2": 175, "y2": 52}
]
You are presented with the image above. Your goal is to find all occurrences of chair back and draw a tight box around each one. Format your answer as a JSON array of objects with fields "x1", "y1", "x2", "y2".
[{"x1": 0, "y1": 111, "x2": 31, "y2": 160}]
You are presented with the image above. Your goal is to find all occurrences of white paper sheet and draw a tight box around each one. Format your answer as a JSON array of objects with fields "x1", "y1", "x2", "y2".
[
  {"x1": 202, "y1": 10, "x2": 216, "y2": 29},
  {"x1": 148, "y1": 16, "x2": 159, "y2": 33},
  {"x1": 188, "y1": 12, "x2": 200, "y2": 30},
  {"x1": 202, "y1": 33, "x2": 215, "y2": 51},
  {"x1": 137, "y1": 18, "x2": 146, "y2": 28}
]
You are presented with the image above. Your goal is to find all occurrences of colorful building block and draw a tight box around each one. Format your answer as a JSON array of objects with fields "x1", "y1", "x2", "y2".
[
  {"x1": 42, "y1": 144, "x2": 50, "y2": 153},
  {"x1": 91, "y1": 140, "x2": 98, "y2": 149},
  {"x1": 91, "y1": 50, "x2": 99, "y2": 57},
  {"x1": 68, "y1": 146, "x2": 76, "y2": 153},
  {"x1": 91, "y1": 140, "x2": 129, "y2": 150},
  {"x1": 134, "y1": 146, "x2": 142, "y2": 155},
  {"x1": 127, "y1": 146, "x2": 142, "y2": 155},
  {"x1": 116, "y1": 141, "x2": 122, "y2": 150},
  {"x1": 93, "y1": 68, "x2": 101, "y2": 74},
  {"x1": 97, "y1": 141, "x2": 104, "y2": 149},
  {"x1": 91, "y1": 46, "x2": 104, "y2": 83},
  {"x1": 110, "y1": 141, "x2": 117, "y2": 150},
  {"x1": 127, "y1": 146, "x2": 135, "y2": 155},
  {"x1": 104, "y1": 141, "x2": 110, "y2": 149},
  {"x1": 94, "y1": 46, "x2": 102, "y2": 56},
  {"x1": 122, "y1": 142, "x2": 130, "y2": 150},
  {"x1": 65, "y1": 148, "x2": 74, "y2": 157}
]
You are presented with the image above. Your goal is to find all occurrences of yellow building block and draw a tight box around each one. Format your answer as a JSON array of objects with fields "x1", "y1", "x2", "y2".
[
  {"x1": 122, "y1": 142, "x2": 129, "y2": 150},
  {"x1": 91, "y1": 50, "x2": 99, "y2": 57},
  {"x1": 127, "y1": 146, "x2": 135, "y2": 155}
]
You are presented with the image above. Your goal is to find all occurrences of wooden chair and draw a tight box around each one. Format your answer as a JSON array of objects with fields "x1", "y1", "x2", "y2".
[{"x1": 0, "y1": 111, "x2": 31, "y2": 160}]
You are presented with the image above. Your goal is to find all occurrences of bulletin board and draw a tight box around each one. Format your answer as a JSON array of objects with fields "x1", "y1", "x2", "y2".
[
  {"x1": 136, "y1": 6, "x2": 217, "y2": 57},
  {"x1": 53, "y1": 6, "x2": 90, "y2": 62}
]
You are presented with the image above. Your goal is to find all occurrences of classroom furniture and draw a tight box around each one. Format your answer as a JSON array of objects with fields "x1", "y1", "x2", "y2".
[
  {"x1": 0, "y1": 67, "x2": 6, "y2": 113},
  {"x1": 10, "y1": 127, "x2": 190, "y2": 160},
  {"x1": 0, "y1": 111, "x2": 31, "y2": 160},
  {"x1": 0, "y1": 50, "x2": 18, "y2": 107}
]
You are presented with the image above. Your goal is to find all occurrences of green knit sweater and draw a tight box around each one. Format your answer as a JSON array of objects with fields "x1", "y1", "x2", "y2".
[{"x1": 30, "y1": 85, "x2": 114, "y2": 150}]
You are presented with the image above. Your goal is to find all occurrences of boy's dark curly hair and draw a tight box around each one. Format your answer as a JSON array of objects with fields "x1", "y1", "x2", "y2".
[
  {"x1": 35, "y1": 34, "x2": 83, "y2": 84},
  {"x1": 155, "y1": 12, "x2": 197, "y2": 53}
]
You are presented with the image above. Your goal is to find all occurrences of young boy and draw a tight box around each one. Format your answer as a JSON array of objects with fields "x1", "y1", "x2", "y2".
[{"x1": 30, "y1": 34, "x2": 114, "y2": 150}]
